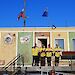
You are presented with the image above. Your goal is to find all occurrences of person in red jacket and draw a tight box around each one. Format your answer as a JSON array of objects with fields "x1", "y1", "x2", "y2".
[{"x1": 49, "y1": 66, "x2": 56, "y2": 75}]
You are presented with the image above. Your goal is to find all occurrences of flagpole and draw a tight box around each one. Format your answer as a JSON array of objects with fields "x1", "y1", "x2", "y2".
[{"x1": 24, "y1": 0, "x2": 26, "y2": 27}]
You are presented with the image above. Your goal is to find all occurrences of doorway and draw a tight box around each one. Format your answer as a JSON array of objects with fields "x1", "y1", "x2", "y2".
[
  {"x1": 38, "y1": 39, "x2": 47, "y2": 48},
  {"x1": 36, "y1": 37, "x2": 49, "y2": 48}
]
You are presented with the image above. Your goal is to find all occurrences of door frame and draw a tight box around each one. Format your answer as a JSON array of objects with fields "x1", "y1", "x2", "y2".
[{"x1": 36, "y1": 36, "x2": 49, "y2": 48}]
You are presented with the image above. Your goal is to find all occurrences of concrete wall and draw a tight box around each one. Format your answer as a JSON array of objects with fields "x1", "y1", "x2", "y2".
[{"x1": 0, "y1": 32, "x2": 16, "y2": 66}]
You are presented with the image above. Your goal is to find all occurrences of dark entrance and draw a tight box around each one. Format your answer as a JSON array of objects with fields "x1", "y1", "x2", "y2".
[{"x1": 38, "y1": 39, "x2": 47, "y2": 48}]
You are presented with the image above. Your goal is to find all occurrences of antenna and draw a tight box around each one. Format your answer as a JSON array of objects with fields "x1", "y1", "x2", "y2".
[{"x1": 52, "y1": 25, "x2": 56, "y2": 29}]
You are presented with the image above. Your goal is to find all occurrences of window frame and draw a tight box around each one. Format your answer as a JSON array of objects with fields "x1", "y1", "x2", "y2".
[{"x1": 54, "y1": 38, "x2": 65, "y2": 50}]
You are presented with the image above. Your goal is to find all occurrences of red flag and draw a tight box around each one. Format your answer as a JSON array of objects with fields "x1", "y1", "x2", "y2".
[{"x1": 17, "y1": 9, "x2": 25, "y2": 21}]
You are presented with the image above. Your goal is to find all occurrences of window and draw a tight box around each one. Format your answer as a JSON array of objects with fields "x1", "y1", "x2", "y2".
[
  {"x1": 72, "y1": 39, "x2": 75, "y2": 51},
  {"x1": 55, "y1": 39, "x2": 64, "y2": 49}
]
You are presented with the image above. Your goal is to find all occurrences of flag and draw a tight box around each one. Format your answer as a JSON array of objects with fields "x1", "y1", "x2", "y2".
[
  {"x1": 17, "y1": 9, "x2": 25, "y2": 21},
  {"x1": 42, "y1": 8, "x2": 48, "y2": 17}
]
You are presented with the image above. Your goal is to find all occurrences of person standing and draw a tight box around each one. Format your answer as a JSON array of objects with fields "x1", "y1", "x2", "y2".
[
  {"x1": 32, "y1": 47, "x2": 36, "y2": 66},
  {"x1": 32, "y1": 46, "x2": 39, "y2": 66},
  {"x1": 55, "y1": 51, "x2": 61, "y2": 66},
  {"x1": 35, "y1": 46, "x2": 39, "y2": 66},
  {"x1": 40, "y1": 45, "x2": 46, "y2": 66},
  {"x1": 46, "y1": 47, "x2": 52, "y2": 66},
  {"x1": 54, "y1": 44, "x2": 62, "y2": 66}
]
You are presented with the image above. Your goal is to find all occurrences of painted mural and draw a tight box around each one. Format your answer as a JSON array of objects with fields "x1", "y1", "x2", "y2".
[{"x1": 18, "y1": 32, "x2": 33, "y2": 65}]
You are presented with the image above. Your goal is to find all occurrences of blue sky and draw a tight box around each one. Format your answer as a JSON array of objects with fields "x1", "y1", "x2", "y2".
[{"x1": 0, "y1": 0, "x2": 75, "y2": 27}]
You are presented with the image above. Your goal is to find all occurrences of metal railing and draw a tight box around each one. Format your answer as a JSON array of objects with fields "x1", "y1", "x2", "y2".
[{"x1": 2, "y1": 54, "x2": 21, "y2": 71}]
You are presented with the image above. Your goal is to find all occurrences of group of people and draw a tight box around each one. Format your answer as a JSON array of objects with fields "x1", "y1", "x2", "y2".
[{"x1": 32, "y1": 43, "x2": 62, "y2": 66}]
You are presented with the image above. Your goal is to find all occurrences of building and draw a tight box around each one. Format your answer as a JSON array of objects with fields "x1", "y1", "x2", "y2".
[{"x1": 0, "y1": 27, "x2": 75, "y2": 68}]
